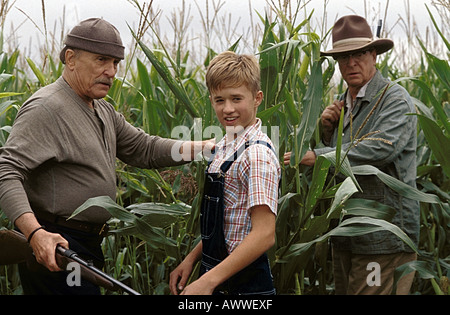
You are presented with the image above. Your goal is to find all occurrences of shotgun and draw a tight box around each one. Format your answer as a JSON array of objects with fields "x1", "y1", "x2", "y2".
[{"x1": 0, "y1": 229, "x2": 141, "y2": 295}]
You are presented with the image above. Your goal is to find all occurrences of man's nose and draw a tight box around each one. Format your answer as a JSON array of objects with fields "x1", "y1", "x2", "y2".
[
  {"x1": 104, "y1": 61, "x2": 117, "y2": 77},
  {"x1": 347, "y1": 55, "x2": 358, "y2": 66}
]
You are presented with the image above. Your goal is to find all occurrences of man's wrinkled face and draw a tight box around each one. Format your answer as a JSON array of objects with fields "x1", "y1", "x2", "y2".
[
  {"x1": 336, "y1": 49, "x2": 377, "y2": 92},
  {"x1": 67, "y1": 49, "x2": 121, "y2": 103}
]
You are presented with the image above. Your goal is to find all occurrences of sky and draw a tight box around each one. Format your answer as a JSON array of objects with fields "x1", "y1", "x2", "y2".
[{"x1": 0, "y1": 0, "x2": 442, "y2": 61}]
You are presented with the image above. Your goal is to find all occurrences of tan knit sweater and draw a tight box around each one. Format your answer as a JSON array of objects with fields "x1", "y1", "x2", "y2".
[{"x1": 0, "y1": 76, "x2": 183, "y2": 224}]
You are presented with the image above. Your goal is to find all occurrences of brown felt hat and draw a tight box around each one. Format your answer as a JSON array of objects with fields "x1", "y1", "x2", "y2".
[
  {"x1": 321, "y1": 15, "x2": 393, "y2": 57},
  {"x1": 60, "y1": 18, "x2": 125, "y2": 64}
]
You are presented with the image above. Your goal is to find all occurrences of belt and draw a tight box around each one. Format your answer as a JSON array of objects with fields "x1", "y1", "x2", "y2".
[{"x1": 35, "y1": 211, "x2": 109, "y2": 237}]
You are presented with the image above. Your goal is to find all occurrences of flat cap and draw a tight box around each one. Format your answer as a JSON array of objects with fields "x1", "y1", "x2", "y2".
[{"x1": 60, "y1": 18, "x2": 125, "y2": 63}]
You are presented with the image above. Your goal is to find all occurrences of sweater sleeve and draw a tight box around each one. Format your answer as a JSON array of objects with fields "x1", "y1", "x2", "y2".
[
  {"x1": 0, "y1": 101, "x2": 62, "y2": 223},
  {"x1": 112, "y1": 109, "x2": 185, "y2": 168}
]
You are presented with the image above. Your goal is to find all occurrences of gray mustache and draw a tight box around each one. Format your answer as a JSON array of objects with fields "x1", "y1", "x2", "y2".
[{"x1": 95, "y1": 78, "x2": 113, "y2": 86}]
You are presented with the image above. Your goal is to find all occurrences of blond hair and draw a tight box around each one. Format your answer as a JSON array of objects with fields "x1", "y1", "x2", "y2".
[{"x1": 206, "y1": 51, "x2": 261, "y2": 96}]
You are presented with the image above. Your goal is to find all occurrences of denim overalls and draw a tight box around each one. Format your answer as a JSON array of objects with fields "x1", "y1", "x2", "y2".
[{"x1": 199, "y1": 140, "x2": 276, "y2": 295}]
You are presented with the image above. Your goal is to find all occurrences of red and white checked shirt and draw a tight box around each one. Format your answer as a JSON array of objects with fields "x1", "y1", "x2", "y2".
[{"x1": 207, "y1": 119, "x2": 281, "y2": 253}]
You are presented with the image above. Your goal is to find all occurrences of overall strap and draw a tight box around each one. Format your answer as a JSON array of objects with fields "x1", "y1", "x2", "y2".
[{"x1": 219, "y1": 140, "x2": 273, "y2": 174}]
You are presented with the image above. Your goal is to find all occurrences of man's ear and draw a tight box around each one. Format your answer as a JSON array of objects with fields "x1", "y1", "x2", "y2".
[
  {"x1": 371, "y1": 50, "x2": 377, "y2": 65},
  {"x1": 64, "y1": 49, "x2": 76, "y2": 69}
]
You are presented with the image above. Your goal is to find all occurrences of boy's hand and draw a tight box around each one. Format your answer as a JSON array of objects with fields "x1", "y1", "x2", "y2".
[
  {"x1": 169, "y1": 260, "x2": 194, "y2": 295},
  {"x1": 179, "y1": 278, "x2": 215, "y2": 295},
  {"x1": 170, "y1": 242, "x2": 203, "y2": 295},
  {"x1": 169, "y1": 257, "x2": 199, "y2": 295}
]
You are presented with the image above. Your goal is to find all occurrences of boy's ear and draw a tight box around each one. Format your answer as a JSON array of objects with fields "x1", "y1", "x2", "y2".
[{"x1": 254, "y1": 91, "x2": 264, "y2": 107}]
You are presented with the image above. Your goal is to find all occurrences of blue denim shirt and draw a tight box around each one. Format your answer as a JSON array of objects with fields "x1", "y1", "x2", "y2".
[{"x1": 314, "y1": 70, "x2": 420, "y2": 254}]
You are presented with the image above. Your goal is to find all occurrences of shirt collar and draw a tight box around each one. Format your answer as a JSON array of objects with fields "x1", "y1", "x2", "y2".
[
  {"x1": 219, "y1": 118, "x2": 262, "y2": 152},
  {"x1": 345, "y1": 75, "x2": 374, "y2": 110}
]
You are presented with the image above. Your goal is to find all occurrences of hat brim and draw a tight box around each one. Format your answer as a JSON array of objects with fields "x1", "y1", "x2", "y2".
[{"x1": 320, "y1": 38, "x2": 394, "y2": 57}]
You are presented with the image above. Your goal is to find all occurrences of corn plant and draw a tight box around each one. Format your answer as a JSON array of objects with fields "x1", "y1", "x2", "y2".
[
  {"x1": 390, "y1": 5, "x2": 450, "y2": 295},
  {"x1": 1, "y1": 1, "x2": 449, "y2": 295}
]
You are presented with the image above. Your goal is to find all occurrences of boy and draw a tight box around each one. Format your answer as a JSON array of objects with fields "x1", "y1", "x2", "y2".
[{"x1": 169, "y1": 51, "x2": 281, "y2": 295}]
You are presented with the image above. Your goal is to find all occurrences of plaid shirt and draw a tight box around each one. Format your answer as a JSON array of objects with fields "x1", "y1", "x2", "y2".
[{"x1": 207, "y1": 119, "x2": 281, "y2": 253}]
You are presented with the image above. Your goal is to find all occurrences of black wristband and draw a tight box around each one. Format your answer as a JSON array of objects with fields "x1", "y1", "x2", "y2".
[{"x1": 27, "y1": 226, "x2": 45, "y2": 243}]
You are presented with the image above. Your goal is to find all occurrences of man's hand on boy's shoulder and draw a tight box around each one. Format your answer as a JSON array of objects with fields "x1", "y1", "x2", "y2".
[{"x1": 179, "y1": 138, "x2": 216, "y2": 161}]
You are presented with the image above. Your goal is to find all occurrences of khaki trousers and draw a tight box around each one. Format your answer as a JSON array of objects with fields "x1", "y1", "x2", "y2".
[{"x1": 332, "y1": 248, "x2": 417, "y2": 295}]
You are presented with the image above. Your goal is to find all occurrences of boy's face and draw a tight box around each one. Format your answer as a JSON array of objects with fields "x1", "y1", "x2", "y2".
[{"x1": 210, "y1": 85, "x2": 263, "y2": 133}]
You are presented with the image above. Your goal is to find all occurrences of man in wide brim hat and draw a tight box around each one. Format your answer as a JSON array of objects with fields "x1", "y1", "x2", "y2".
[
  {"x1": 320, "y1": 14, "x2": 394, "y2": 57},
  {"x1": 285, "y1": 14, "x2": 420, "y2": 295}
]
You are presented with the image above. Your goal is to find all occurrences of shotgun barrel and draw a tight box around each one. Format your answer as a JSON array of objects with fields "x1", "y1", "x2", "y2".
[{"x1": 56, "y1": 245, "x2": 141, "y2": 295}]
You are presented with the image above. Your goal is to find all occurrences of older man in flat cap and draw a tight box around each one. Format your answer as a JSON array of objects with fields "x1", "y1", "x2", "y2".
[
  {"x1": 285, "y1": 15, "x2": 419, "y2": 294},
  {"x1": 0, "y1": 18, "x2": 211, "y2": 294}
]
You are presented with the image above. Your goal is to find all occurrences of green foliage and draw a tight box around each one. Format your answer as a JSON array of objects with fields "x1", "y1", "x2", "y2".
[{"x1": 0, "y1": 3, "x2": 449, "y2": 295}]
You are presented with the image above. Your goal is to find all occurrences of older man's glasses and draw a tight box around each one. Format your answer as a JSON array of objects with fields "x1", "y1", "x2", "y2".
[{"x1": 334, "y1": 50, "x2": 373, "y2": 64}]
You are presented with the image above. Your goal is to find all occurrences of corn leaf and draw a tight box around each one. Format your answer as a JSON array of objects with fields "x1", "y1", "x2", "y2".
[
  {"x1": 132, "y1": 31, "x2": 200, "y2": 118},
  {"x1": 128, "y1": 202, "x2": 190, "y2": 229},
  {"x1": 290, "y1": 60, "x2": 323, "y2": 166},
  {"x1": 276, "y1": 216, "x2": 418, "y2": 270},
  {"x1": 425, "y1": 4, "x2": 450, "y2": 51},
  {"x1": 327, "y1": 177, "x2": 358, "y2": 219},
  {"x1": 343, "y1": 198, "x2": 396, "y2": 221},
  {"x1": 415, "y1": 114, "x2": 450, "y2": 178},
  {"x1": 409, "y1": 79, "x2": 450, "y2": 135},
  {"x1": 69, "y1": 196, "x2": 177, "y2": 252},
  {"x1": 303, "y1": 155, "x2": 331, "y2": 219},
  {"x1": 417, "y1": 38, "x2": 450, "y2": 92},
  {"x1": 283, "y1": 86, "x2": 299, "y2": 125},
  {"x1": 335, "y1": 100, "x2": 345, "y2": 170},
  {"x1": 321, "y1": 150, "x2": 361, "y2": 191},
  {"x1": 26, "y1": 58, "x2": 46, "y2": 86},
  {"x1": 259, "y1": 25, "x2": 279, "y2": 110},
  {"x1": 352, "y1": 165, "x2": 443, "y2": 205}
]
